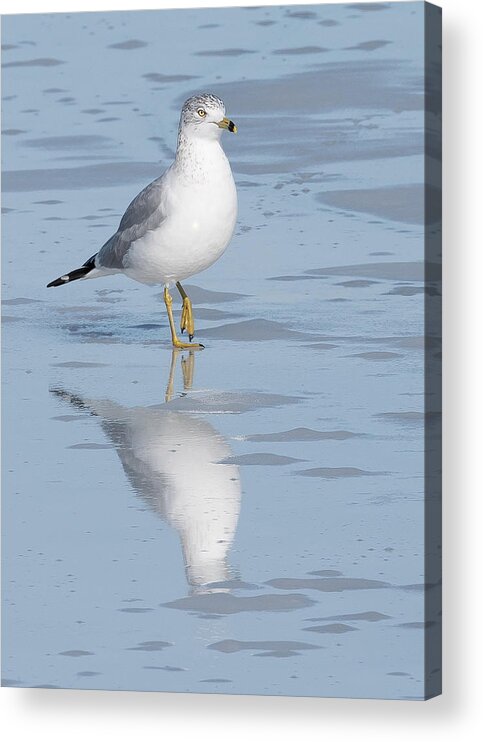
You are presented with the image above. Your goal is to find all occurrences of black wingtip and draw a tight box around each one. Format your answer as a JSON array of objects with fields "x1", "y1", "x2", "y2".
[
  {"x1": 47, "y1": 276, "x2": 68, "y2": 288},
  {"x1": 48, "y1": 254, "x2": 97, "y2": 288}
]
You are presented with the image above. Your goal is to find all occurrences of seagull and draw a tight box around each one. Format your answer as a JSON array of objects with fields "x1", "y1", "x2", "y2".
[{"x1": 47, "y1": 93, "x2": 238, "y2": 349}]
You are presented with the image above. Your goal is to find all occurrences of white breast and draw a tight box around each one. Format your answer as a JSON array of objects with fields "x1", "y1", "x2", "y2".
[{"x1": 125, "y1": 139, "x2": 237, "y2": 286}]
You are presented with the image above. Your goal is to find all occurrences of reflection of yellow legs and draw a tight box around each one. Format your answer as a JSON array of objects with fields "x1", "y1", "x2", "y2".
[
  {"x1": 165, "y1": 349, "x2": 196, "y2": 403},
  {"x1": 164, "y1": 286, "x2": 204, "y2": 350},
  {"x1": 176, "y1": 281, "x2": 196, "y2": 342},
  {"x1": 165, "y1": 349, "x2": 178, "y2": 402},
  {"x1": 180, "y1": 351, "x2": 195, "y2": 392}
]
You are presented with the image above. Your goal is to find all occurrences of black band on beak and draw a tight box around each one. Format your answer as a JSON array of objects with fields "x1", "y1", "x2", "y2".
[{"x1": 228, "y1": 120, "x2": 236, "y2": 133}]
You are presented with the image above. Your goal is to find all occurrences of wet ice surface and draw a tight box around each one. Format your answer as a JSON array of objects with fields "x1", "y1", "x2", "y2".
[{"x1": 2, "y1": 4, "x2": 439, "y2": 699}]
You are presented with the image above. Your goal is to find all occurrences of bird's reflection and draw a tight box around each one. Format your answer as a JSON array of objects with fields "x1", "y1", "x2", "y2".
[
  {"x1": 165, "y1": 348, "x2": 195, "y2": 403},
  {"x1": 52, "y1": 350, "x2": 241, "y2": 593}
]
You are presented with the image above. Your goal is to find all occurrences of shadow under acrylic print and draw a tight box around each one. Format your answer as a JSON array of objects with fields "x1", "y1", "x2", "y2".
[{"x1": 1, "y1": 2, "x2": 442, "y2": 699}]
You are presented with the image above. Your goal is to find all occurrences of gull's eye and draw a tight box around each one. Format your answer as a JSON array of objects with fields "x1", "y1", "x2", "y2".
[{"x1": 197, "y1": 108, "x2": 206, "y2": 118}]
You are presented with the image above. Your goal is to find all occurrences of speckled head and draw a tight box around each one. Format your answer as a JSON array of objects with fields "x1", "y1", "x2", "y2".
[{"x1": 178, "y1": 93, "x2": 237, "y2": 141}]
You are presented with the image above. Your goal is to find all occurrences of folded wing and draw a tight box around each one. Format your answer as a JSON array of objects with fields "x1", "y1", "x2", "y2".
[{"x1": 96, "y1": 174, "x2": 168, "y2": 270}]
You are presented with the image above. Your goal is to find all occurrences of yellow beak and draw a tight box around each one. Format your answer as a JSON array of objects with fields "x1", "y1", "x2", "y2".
[{"x1": 217, "y1": 116, "x2": 237, "y2": 133}]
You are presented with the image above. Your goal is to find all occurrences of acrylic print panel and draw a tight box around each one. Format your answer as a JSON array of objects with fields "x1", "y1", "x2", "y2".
[{"x1": 1, "y1": 2, "x2": 442, "y2": 699}]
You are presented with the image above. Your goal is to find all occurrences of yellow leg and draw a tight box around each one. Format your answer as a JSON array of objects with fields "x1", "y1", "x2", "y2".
[
  {"x1": 176, "y1": 281, "x2": 195, "y2": 341},
  {"x1": 164, "y1": 286, "x2": 204, "y2": 350}
]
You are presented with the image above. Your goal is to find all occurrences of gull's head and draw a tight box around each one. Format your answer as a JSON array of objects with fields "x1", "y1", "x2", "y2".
[{"x1": 179, "y1": 93, "x2": 237, "y2": 141}]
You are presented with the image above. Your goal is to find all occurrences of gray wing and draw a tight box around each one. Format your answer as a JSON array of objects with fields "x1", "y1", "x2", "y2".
[{"x1": 96, "y1": 174, "x2": 168, "y2": 270}]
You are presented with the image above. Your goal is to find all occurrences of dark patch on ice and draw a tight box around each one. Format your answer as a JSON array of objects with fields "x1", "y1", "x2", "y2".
[
  {"x1": 303, "y1": 342, "x2": 339, "y2": 350},
  {"x1": 351, "y1": 351, "x2": 401, "y2": 360},
  {"x1": 359, "y1": 335, "x2": 428, "y2": 351},
  {"x1": 387, "y1": 671, "x2": 410, "y2": 676},
  {"x1": 285, "y1": 10, "x2": 318, "y2": 19},
  {"x1": 51, "y1": 361, "x2": 110, "y2": 368},
  {"x1": 194, "y1": 307, "x2": 244, "y2": 321},
  {"x1": 51, "y1": 415, "x2": 82, "y2": 422},
  {"x1": 385, "y1": 286, "x2": 437, "y2": 296},
  {"x1": 399, "y1": 621, "x2": 437, "y2": 629},
  {"x1": 2, "y1": 128, "x2": 26, "y2": 135},
  {"x1": 162, "y1": 592, "x2": 314, "y2": 615},
  {"x1": 165, "y1": 390, "x2": 302, "y2": 414},
  {"x1": 144, "y1": 665, "x2": 185, "y2": 671},
  {"x1": 200, "y1": 319, "x2": 314, "y2": 342},
  {"x1": 237, "y1": 180, "x2": 261, "y2": 188},
  {"x1": 203, "y1": 580, "x2": 260, "y2": 591},
  {"x1": 2, "y1": 297, "x2": 42, "y2": 305},
  {"x1": 126, "y1": 640, "x2": 172, "y2": 651},
  {"x1": 3, "y1": 161, "x2": 161, "y2": 192},
  {"x1": 200, "y1": 678, "x2": 232, "y2": 683},
  {"x1": 195, "y1": 48, "x2": 255, "y2": 57},
  {"x1": 218, "y1": 453, "x2": 304, "y2": 466},
  {"x1": 77, "y1": 671, "x2": 101, "y2": 677},
  {"x1": 190, "y1": 60, "x2": 423, "y2": 118},
  {"x1": 208, "y1": 639, "x2": 321, "y2": 658},
  {"x1": 22, "y1": 135, "x2": 114, "y2": 151},
  {"x1": 246, "y1": 428, "x2": 357, "y2": 442},
  {"x1": 143, "y1": 72, "x2": 199, "y2": 83},
  {"x1": 130, "y1": 323, "x2": 162, "y2": 330},
  {"x1": 317, "y1": 185, "x2": 440, "y2": 225},
  {"x1": 272, "y1": 46, "x2": 328, "y2": 55},
  {"x1": 345, "y1": 3, "x2": 391, "y2": 10},
  {"x1": 178, "y1": 285, "x2": 247, "y2": 303},
  {"x1": 398, "y1": 581, "x2": 441, "y2": 592},
  {"x1": 306, "y1": 611, "x2": 390, "y2": 622},
  {"x1": 118, "y1": 607, "x2": 153, "y2": 613},
  {"x1": 3, "y1": 57, "x2": 65, "y2": 68},
  {"x1": 67, "y1": 443, "x2": 113, "y2": 450},
  {"x1": 346, "y1": 40, "x2": 391, "y2": 52},
  {"x1": 394, "y1": 336, "x2": 426, "y2": 349},
  {"x1": 109, "y1": 39, "x2": 147, "y2": 50},
  {"x1": 267, "y1": 274, "x2": 320, "y2": 282},
  {"x1": 296, "y1": 467, "x2": 384, "y2": 478},
  {"x1": 304, "y1": 623, "x2": 357, "y2": 634},
  {"x1": 336, "y1": 279, "x2": 378, "y2": 287},
  {"x1": 34, "y1": 199, "x2": 64, "y2": 204},
  {"x1": 374, "y1": 411, "x2": 425, "y2": 424},
  {"x1": 59, "y1": 649, "x2": 94, "y2": 657},
  {"x1": 305, "y1": 261, "x2": 436, "y2": 282},
  {"x1": 267, "y1": 576, "x2": 390, "y2": 592}
]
